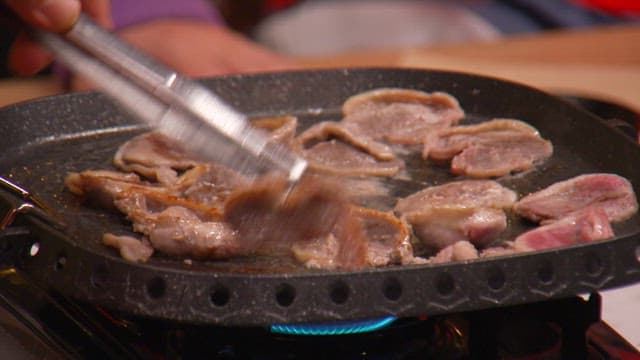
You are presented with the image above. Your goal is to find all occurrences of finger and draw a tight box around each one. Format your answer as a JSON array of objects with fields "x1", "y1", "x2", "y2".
[
  {"x1": 69, "y1": 74, "x2": 95, "y2": 91},
  {"x1": 8, "y1": 31, "x2": 53, "y2": 75},
  {"x1": 80, "y1": 0, "x2": 113, "y2": 29},
  {"x1": 4, "y1": 0, "x2": 81, "y2": 32}
]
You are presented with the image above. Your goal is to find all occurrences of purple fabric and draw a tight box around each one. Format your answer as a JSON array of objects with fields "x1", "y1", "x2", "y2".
[
  {"x1": 110, "y1": 0, "x2": 224, "y2": 30},
  {"x1": 54, "y1": 0, "x2": 222, "y2": 89}
]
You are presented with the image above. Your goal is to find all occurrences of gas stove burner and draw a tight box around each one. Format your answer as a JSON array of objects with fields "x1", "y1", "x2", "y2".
[{"x1": 270, "y1": 316, "x2": 397, "y2": 336}]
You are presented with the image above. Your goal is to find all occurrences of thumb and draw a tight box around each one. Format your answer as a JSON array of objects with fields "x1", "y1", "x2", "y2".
[{"x1": 4, "y1": 0, "x2": 81, "y2": 32}]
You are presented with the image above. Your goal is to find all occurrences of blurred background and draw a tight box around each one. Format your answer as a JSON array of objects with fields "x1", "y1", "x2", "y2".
[
  {"x1": 0, "y1": 0, "x2": 639, "y2": 352},
  {"x1": 216, "y1": 0, "x2": 636, "y2": 55},
  {"x1": 1, "y1": 0, "x2": 638, "y2": 77}
]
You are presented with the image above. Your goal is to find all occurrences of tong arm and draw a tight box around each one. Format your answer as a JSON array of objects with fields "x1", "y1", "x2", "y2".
[{"x1": 37, "y1": 14, "x2": 307, "y2": 182}]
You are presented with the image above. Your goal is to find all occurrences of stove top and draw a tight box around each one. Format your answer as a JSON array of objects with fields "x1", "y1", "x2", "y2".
[{"x1": 0, "y1": 270, "x2": 638, "y2": 359}]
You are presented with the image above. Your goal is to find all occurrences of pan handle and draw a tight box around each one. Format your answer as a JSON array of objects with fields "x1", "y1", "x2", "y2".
[
  {"x1": 0, "y1": 177, "x2": 66, "y2": 232},
  {"x1": 0, "y1": 227, "x2": 32, "y2": 270},
  {"x1": 0, "y1": 177, "x2": 66, "y2": 269}
]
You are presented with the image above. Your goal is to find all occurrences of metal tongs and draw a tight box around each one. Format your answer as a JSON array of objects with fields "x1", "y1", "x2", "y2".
[{"x1": 34, "y1": 14, "x2": 307, "y2": 183}]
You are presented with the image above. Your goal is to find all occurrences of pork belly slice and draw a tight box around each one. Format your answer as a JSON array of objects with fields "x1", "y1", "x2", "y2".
[
  {"x1": 109, "y1": 188, "x2": 301, "y2": 261},
  {"x1": 395, "y1": 180, "x2": 517, "y2": 250},
  {"x1": 251, "y1": 115, "x2": 298, "y2": 145},
  {"x1": 294, "y1": 120, "x2": 403, "y2": 177},
  {"x1": 69, "y1": 161, "x2": 249, "y2": 215},
  {"x1": 68, "y1": 170, "x2": 369, "y2": 266},
  {"x1": 512, "y1": 206, "x2": 614, "y2": 252},
  {"x1": 66, "y1": 169, "x2": 221, "y2": 220},
  {"x1": 224, "y1": 175, "x2": 369, "y2": 270},
  {"x1": 113, "y1": 190, "x2": 222, "y2": 237},
  {"x1": 479, "y1": 245, "x2": 519, "y2": 258},
  {"x1": 354, "y1": 207, "x2": 415, "y2": 266},
  {"x1": 102, "y1": 202, "x2": 241, "y2": 260},
  {"x1": 65, "y1": 170, "x2": 171, "y2": 211},
  {"x1": 441, "y1": 206, "x2": 615, "y2": 260},
  {"x1": 514, "y1": 173, "x2": 639, "y2": 224},
  {"x1": 114, "y1": 129, "x2": 276, "y2": 186},
  {"x1": 295, "y1": 121, "x2": 396, "y2": 161},
  {"x1": 290, "y1": 234, "x2": 342, "y2": 270},
  {"x1": 292, "y1": 207, "x2": 416, "y2": 269},
  {"x1": 65, "y1": 170, "x2": 143, "y2": 196},
  {"x1": 405, "y1": 206, "x2": 507, "y2": 250},
  {"x1": 114, "y1": 132, "x2": 198, "y2": 185},
  {"x1": 422, "y1": 118, "x2": 540, "y2": 161},
  {"x1": 102, "y1": 233, "x2": 154, "y2": 263},
  {"x1": 450, "y1": 134, "x2": 553, "y2": 178},
  {"x1": 395, "y1": 180, "x2": 518, "y2": 214},
  {"x1": 67, "y1": 170, "x2": 240, "y2": 260},
  {"x1": 302, "y1": 141, "x2": 403, "y2": 177},
  {"x1": 421, "y1": 118, "x2": 553, "y2": 178},
  {"x1": 300, "y1": 140, "x2": 404, "y2": 177},
  {"x1": 145, "y1": 206, "x2": 242, "y2": 259},
  {"x1": 289, "y1": 218, "x2": 368, "y2": 271},
  {"x1": 171, "y1": 163, "x2": 250, "y2": 211},
  {"x1": 341, "y1": 88, "x2": 465, "y2": 145},
  {"x1": 429, "y1": 240, "x2": 479, "y2": 264},
  {"x1": 98, "y1": 186, "x2": 240, "y2": 260}
]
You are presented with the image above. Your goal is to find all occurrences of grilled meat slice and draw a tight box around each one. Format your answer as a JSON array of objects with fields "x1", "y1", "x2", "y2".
[
  {"x1": 114, "y1": 132, "x2": 198, "y2": 185},
  {"x1": 395, "y1": 180, "x2": 518, "y2": 214},
  {"x1": 429, "y1": 240, "x2": 479, "y2": 264},
  {"x1": 353, "y1": 207, "x2": 416, "y2": 266},
  {"x1": 294, "y1": 120, "x2": 403, "y2": 177},
  {"x1": 145, "y1": 206, "x2": 241, "y2": 259},
  {"x1": 342, "y1": 88, "x2": 464, "y2": 145},
  {"x1": 422, "y1": 118, "x2": 539, "y2": 161},
  {"x1": 224, "y1": 175, "x2": 369, "y2": 270},
  {"x1": 102, "y1": 233, "x2": 154, "y2": 263},
  {"x1": 450, "y1": 134, "x2": 552, "y2": 178},
  {"x1": 299, "y1": 140, "x2": 404, "y2": 177},
  {"x1": 422, "y1": 119, "x2": 552, "y2": 178},
  {"x1": 291, "y1": 207, "x2": 418, "y2": 269},
  {"x1": 291, "y1": 234, "x2": 342, "y2": 270},
  {"x1": 171, "y1": 163, "x2": 250, "y2": 211},
  {"x1": 251, "y1": 115, "x2": 298, "y2": 145},
  {"x1": 65, "y1": 170, "x2": 170, "y2": 211},
  {"x1": 514, "y1": 173, "x2": 639, "y2": 224},
  {"x1": 405, "y1": 206, "x2": 507, "y2": 250},
  {"x1": 395, "y1": 180, "x2": 517, "y2": 250},
  {"x1": 512, "y1": 206, "x2": 614, "y2": 251},
  {"x1": 295, "y1": 121, "x2": 396, "y2": 161},
  {"x1": 66, "y1": 170, "x2": 246, "y2": 259}
]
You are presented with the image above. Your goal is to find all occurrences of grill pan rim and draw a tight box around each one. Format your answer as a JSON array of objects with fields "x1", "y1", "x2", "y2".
[{"x1": 1, "y1": 67, "x2": 639, "y2": 325}]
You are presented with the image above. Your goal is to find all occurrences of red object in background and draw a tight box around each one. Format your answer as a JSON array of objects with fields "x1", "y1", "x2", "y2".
[
  {"x1": 573, "y1": 0, "x2": 640, "y2": 15},
  {"x1": 264, "y1": 0, "x2": 299, "y2": 13}
]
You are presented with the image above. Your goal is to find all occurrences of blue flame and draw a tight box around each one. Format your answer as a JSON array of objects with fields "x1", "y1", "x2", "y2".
[{"x1": 270, "y1": 316, "x2": 397, "y2": 336}]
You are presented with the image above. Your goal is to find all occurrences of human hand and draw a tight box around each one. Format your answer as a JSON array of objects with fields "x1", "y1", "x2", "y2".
[
  {"x1": 70, "y1": 19, "x2": 299, "y2": 90},
  {"x1": 111, "y1": 19, "x2": 297, "y2": 80},
  {"x1": 4, "y1": 0, "x2": 112, "y2": 75}
]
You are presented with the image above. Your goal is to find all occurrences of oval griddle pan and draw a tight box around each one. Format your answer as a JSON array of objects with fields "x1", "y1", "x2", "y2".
[{"x1": 1, "y1": 68, "x2": 639, "y2": 326}]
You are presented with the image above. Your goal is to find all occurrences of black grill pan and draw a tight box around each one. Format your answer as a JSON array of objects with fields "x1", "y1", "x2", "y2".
[{"x1": 0, "y1": 68, "x2": 639, "y2": 326}]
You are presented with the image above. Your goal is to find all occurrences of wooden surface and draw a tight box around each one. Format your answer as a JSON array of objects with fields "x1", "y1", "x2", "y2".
[{"x1": 299, "y1": 24, "x2": 640, "y2": 111}]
